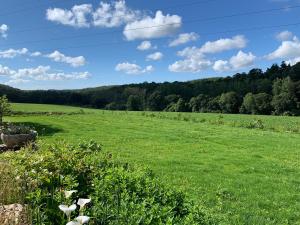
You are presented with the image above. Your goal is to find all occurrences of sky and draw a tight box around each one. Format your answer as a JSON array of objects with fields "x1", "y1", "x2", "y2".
[{"x1": 0, "y1": 0, "x2": 300, "y2": 90}]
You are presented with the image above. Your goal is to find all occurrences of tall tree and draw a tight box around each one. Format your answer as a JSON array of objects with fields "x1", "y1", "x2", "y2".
[{"x1": 0, "y1": 95, "x2": 11, "y2": 125}]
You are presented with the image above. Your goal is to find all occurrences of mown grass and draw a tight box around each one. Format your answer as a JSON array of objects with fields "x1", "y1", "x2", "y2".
[{"x1": 3, "y1": 103, "x2": 300, "y2": 225}]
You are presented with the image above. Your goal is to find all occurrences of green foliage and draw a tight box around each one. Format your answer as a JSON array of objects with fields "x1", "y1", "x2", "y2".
[
  {"x1": 5, "y1": 103, "x2": 300, "y2": 224},
  {"x1": 240, "y1": 93, "x2": 272, "y2": 115},
  {"x1": 271, "y1": 77, "x2": 298, "y2": 115},
  {"x1": 127, "y1": 95, "x2": 144, "y2": 111},
  {"x1": 219, "y1": 92, "x2": 240, "y2": 114},
  {"x1": 0, "y1": 95, "x2": 11, "y2": 124},
  {"x1": 189, "y1": 94, "x2": 210, "y2": 112},
  {"x1": 2, "y1": 140, "x2": 216, "y2": 225},
  {"x1": 147, "y1": 91, "x2": 166, "y2": 111}
]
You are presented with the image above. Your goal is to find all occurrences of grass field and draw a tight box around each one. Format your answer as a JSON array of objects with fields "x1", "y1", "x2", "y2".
[{"x1": 4, "y1": 103, "x2": 300, "y2": 225}]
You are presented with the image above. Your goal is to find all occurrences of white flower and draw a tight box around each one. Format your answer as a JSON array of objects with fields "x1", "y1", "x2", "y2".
[
  {"x1": 77, "y1": 198, "x2": 91, "y2": 209},
  {"x1": 59, "y1": 204, "x2": 77, "y2": 217},
  {"x1": 64, "y1": 190, "x2": 77, "y2": 199},
  {"x1": 66, "y1": 221, "x2": 80, "y2": 225},
  {"x1": 76, "y1": 216, "x2": 90, "y2": 224}
]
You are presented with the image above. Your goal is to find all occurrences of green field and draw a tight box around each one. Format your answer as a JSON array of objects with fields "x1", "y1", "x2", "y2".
[{"x1": 5, "y1": 103, "x2": 300, "y2": 225}]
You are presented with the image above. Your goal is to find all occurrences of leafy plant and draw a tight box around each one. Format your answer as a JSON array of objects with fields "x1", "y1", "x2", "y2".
[{"x1": 2, "y1": 140, "x2": 218, "y2": 225}]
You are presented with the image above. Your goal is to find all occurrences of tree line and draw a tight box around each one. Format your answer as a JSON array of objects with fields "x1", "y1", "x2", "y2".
[{"x1": 1, "y1": 61, "x2": 300, "y2": 115}]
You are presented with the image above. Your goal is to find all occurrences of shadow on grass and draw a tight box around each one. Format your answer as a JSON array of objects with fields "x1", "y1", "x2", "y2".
[{"x1": 12, "y1": 122, "x2": 63, "y2": 137}]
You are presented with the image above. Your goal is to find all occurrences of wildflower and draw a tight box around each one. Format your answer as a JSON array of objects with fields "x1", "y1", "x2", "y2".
[
  {"x1": 76, "y1": 216, "x2": 90, "y2": 224},
  {"x1": 64, "y1": 190, "x2": 77, "y2": 199},
  {"x1": 77, "y1": 198, "x2": 91, "y2": 210},
  {"x1": 59, "y1": 204, "x2": 77, "y2": 220}
]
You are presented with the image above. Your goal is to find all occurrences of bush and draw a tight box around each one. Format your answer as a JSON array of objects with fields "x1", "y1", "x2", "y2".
[{"x1": 2, "y1": 141, "x2": 217, "y2": 225}]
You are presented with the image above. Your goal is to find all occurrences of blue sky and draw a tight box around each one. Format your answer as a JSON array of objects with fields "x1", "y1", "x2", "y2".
[{"x1": 0, "y1": 0, "x2": 300, "y2": 90}]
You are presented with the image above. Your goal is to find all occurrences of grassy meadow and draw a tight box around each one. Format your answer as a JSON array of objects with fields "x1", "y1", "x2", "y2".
[{"x1": 4, "y1": 103, "x2": 300, "y2": 225}]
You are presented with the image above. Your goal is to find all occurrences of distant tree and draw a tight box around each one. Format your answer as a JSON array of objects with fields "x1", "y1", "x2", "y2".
[
  {"x1": 0, "y1": 95, "x2": 11, "y2": 125},
  {"x1": 165, "y1": 94, "x2": 181, "y2": 105},
  {"x1": 271, "y1": 77, "x2": 298, "y2": 115},
  {"x1": 147, "y1": 91, "x2": 165, "y2": 111},
  {"x1": 240, "y1": 93, "x2": 256, "y2": 114},
  {"x1": 189, "y1": 94, "x2": 210, "y2": 112},
  {"x1": 127, "y1": 95, "x2": 143, "y2": 111},
  {"x1": 174, "y1": 98, "x2": 189, "y2": 112},
  {"x1": 219, "y1": 92, "x2": 240, "y2": 113},
  {"x1": 240, "y1": 93, "x2": 272, "y2": 115},
  {"x1": 205, "y1": 96, "x2": 220, "y2": 112}
]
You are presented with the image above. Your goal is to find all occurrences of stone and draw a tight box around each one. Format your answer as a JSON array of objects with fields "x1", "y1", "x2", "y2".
[{"x1": 0, "y1": 204, "x2": 29, "y2": 225}]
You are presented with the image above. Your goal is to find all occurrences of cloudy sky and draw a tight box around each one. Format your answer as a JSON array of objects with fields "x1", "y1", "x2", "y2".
[{"x1": 0, "y1": 0, "x2": 300, "y2": 90}]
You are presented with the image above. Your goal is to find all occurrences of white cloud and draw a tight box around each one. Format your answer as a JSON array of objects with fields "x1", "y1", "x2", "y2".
[
  {"x1": 123, "y1": 11, "x2": 182, "y2": 41},
  {"x1": 267, "y1": 36, "x2": 300, "y2": 60},
  {"x1": 46, "y1": 50, "x2": 86, "y2": 67},
  {"x1": 5, "y1": 79, "x2": 29, "y2": 85},
  {"x1": 276, "y1": 31, "x2": 293, "y2": 41},
  {"x1": 93, "y1": 0, "x2": 141, "y2": 27},
  {"x1": 286, "y1": 57, "x2": 300, "y2": 65},
  {"x1": 199, "y1": 35, "x2": 247, "y2": 54},
  {"x1": 146, "y1": 52, "x2": 163, "y2": 61},
  {"x1": 46, "y1": 4, "x2": 92, "y2": 27},
  {"x1": 213, "y1": 60, "x2": 231, "y2": 72},
  {"x1": 229, "y1": 51, "x2": 256, "y2": 69},
  {"x1": 0, "y1": 64, "x2": 90, "y2": 83},
  {"x1": 46, "y1": 1, "x2": 142, "y2": 28},
  {"x1": 137, "y1": 41, "x2": 155, "y2": 51},
  {"x1": 0, "y1": 64, "x2": 15, "y2": 76},
  {"x1": 169, "y1": 32, "x2": 198, "y2": 47},
  {"x1": 212, "y1": 51, "x2": 256, "y2": 72},
  {"x1": 30, "y1": 51, "x2": 42, "y2": 57},
  {"x1": 176, "y1": 35, "x2": 247, "y2": 58},
  {"x1": 115, "y1": 62, "x2": 154, "y2": 74},
  {"x1": 0, "y1": 24, "x2": 8, "y2": 38},
  {"x1": 168, "y1": 58, "x2": 211, "y2": 73},
  {"x1": 0, "y1": 48, "x2": 28, "y2": 58}
]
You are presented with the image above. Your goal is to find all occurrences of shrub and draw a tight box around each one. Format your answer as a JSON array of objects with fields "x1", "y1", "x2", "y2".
[{"x1": 2, "y1": 141, "x2": 218, "y2": 225}]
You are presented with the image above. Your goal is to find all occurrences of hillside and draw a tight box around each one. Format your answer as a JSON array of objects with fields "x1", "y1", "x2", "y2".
[{"x1": 1, "y1": 62, "x2": 300, "y2": 115}]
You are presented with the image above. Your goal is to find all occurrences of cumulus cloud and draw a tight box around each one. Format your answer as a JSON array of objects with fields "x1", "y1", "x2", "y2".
[
  {"x1": 267, "y1": 36, "x2": 300, "y2": 61},
  {"x1": 276, "y1": 30, "x2": 293, "y2": 41},
  {"x1": 0, "y1": 24, "x2": 8, "y2": 38},
  {"x1": 115, "y1": 62, "x2": 154, "y2": 74},
  {"x1": 46, "y1": 50, "x2": 86, "y2": 67},
  {"x1": 199, "y1": 35, "x2": 247, "y2": 54},
  {"x1": 212, "y1": 51, "x2": 256, "y2": 72},
  {"x1": 213, "y1": 60, "x2": 231, "y2": 72},
  {"x1": 93, "y1": 0, "x2": 141, "y2": 27},
  {"x1": 146, "y1": 52, "x2": 163, "y2": 61},
  {"x1": 46, "y1": 1, "x2": 141, "y2": 28},
  {"x1": 137, "y1": 41, "x2": 155, "y2": 51},
  {"x1": 30, "y1": 51, "x2": 42, "y2": 57},
  {"x1": 0, "y1": 64, "x2": 90, "y2": 84},
  {"x1": 168, "y1": 58, "x2": 211, "y2": 73},
  {"x1": 46, "y1": 4, "x2": 92, "y2": 27},
  {"x1": 123, "y1": 11, "x2": 182, "y2": 40},
  {"x1": 168, "y1": 35, "x2": 248, "y2": 73},
  {"x1": 0, "y1": 48, "x2": 28, "y2": 58},
  {"x1": 286, "y1": 57, "x2": 300, "y2": 65},
  {"x1": 169, "y1": 32, "x2": 198, "y2": 47}
]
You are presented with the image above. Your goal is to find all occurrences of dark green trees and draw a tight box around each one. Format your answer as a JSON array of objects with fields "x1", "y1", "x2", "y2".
[
  {"x1": 240, "y1": 93, "x2": 272, "y2": 114},
  {"x1": 0, "y1": 95, "x2": 11, "y2": 124},
  {"x1": 219, "y1": 92, "x2": 240, "y2": 114},
  {"x1": 271, "y1": 77, "x2": 298, "y2": 115}
]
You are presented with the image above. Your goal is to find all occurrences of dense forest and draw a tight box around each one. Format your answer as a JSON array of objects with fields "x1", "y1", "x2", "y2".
[{"x1": 1, "y1": 61, "x2": 300, "y2": 115}]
